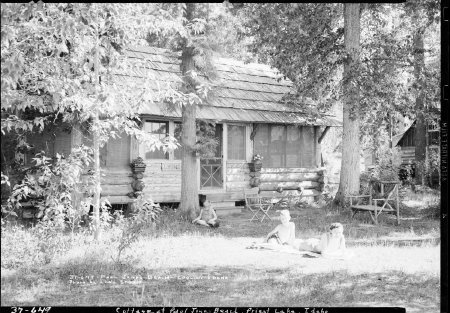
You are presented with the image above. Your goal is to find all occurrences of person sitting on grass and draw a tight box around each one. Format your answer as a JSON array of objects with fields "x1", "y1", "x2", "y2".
[
  {"x1": 192, "y1": 200, "x2": 219, "y2": 228},
  {"x1": 247, "y1": 210, "x2": 295, "y2": 249},
  {"x1": 295, "y1": 222, "x2": 353, "y2": 259}
]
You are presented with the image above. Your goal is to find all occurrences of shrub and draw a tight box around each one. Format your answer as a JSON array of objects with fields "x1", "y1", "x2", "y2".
[
  {"x1": 372, "y1": 146, "x2": 403, "y2": 182},
  {"x1": 111, "y1": 196, "x2": 162, "y2": 263}
]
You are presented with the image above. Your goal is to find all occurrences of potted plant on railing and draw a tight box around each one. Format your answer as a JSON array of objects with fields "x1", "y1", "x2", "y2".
[{"x1": 249, "y1": 154, "x2": 263, "y2": 172}]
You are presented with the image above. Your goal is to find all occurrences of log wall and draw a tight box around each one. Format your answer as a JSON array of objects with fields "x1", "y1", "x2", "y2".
[
  {"x1": 141, "y1": 161, "x2": 182, "y2": 202},
  {"x1": 259, "y1": 167, "x2": 325, "y2": 198},
  {"x1": 225, "y1": 161, "x2": 251, "y2": 191}
]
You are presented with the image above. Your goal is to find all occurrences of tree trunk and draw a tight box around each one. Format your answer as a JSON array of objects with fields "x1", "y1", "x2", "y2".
[
  {"x1": 92, "y1": 33, "x2": 101, "y2": 240},
  {"x1": 335, "y1": 3, "x2": 361, "y2": 205},
  {"x1": 179, "y1": 3, "x2": 199, "y2": 219},
  {"x1": 413, "y1": 27, "x2": 427, "y2": 186}
]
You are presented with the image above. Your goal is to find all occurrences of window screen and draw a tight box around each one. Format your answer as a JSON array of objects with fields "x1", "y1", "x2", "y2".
[
  {"x1": 227, "y1": 125, "x2": 246, "y2": 160},
  {"x1": 286, "y1": 126, "x2": 302, "y2": 167},
  {"x1": 106, "y1": 134, "x2": 130, "y2": 167},
  {"x1": 253, "y1": 124, "x2": 316, "y2": 168},
  {"x1": 269, "y1": 125, "x2": 285, "y2": 167},
  {"x1": 301, "y1": 126, "x2": 315, "y2": 167},
  {"x1": 253, "y1": 124, "x2": 269, "y2": 164},
  {"x1": 144, "y1": 121, "x2": 168, "y2": 159}
]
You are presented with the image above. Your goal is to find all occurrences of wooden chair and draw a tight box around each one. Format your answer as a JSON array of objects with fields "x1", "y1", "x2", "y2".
[
  {"x1": 243, "y1": 187, "x2": 273, "y2": 222},
  {"x1": 348, "y1": 181, "x2": 401, "y2": 225}
]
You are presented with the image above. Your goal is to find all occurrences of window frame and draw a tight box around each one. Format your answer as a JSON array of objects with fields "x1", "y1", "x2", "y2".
[
  {"x1": 142, "y1": 120, "x2": 170, "y2": 160},
  {"x1": 226, "y1": 123, "x2": 247, "y2": 161}
]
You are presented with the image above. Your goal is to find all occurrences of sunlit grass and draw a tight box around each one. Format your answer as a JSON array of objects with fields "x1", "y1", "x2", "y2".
[{"x1": 1, "y1": 187, "x2": 441, "y2": 310}]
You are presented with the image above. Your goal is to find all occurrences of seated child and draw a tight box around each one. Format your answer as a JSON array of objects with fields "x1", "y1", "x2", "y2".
[
  {"x1": 248, "y1": 210, "x2": 295, "y2": 249},
  {"x1": 295, "y1": 222, "x2": 353, "y2": 259},
  {"x1": 192, "y1": 200, "x2": 219, "y2": 228},
  {"x1": 265, "y1": 209, "x2": 295, "y2": 245}
]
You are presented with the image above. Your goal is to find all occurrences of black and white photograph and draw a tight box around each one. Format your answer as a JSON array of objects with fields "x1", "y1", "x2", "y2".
[{"x1": 1, "y1": 2, "x2": 444, "y2": 312}]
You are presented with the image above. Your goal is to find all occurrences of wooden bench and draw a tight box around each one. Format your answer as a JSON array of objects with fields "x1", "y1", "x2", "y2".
[{"x1": 348, "y1": 181, "x2": 400, "y2": 225}]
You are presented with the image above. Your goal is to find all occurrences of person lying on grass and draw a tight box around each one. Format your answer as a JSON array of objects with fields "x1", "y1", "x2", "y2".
[
  {"x1": 294, "y1": 222, "x2": 353, "y2": 259},
  {"x1": 192, "y1": 200, "x2": 219, "y2": 228},
  {"x1": 247, "y1": 210, "x2": 295, "y2": 249}
]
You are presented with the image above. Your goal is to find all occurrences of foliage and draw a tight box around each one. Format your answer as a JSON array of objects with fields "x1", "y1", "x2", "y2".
[
  {"x1": 0, "y1": 2, "x2": 187, "y2": 238},
  {"x1": 3, "y1": 146, "x2": 92, "y2": 220},
  {"x1": 241, "y1": 3, "x2": 439, "y2": 133},
  {"x1": 0, "y1": 2, "x2": 184, "y2": 162},
  {"x1": 371, "y1": 146, "x2": 403, "y2": 182},
  {"x1": 194, "y1": 120, "x2": 219, "y2": 158},
  {"x1": 252, "y1": 154, "x2": 263, "y2": 162},
  {"x1": 111, "y1": 196, "x2": 162, "y2": 263}
]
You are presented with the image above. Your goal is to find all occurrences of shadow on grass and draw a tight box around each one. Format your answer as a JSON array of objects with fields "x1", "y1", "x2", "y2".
[{"x1": 1, "y1": 261, "x2": 439, "y2": 311}]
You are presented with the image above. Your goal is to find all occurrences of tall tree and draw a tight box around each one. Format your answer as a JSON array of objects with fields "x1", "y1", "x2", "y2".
[
  {"x1": 336, "y1": 3, "x2": 361, "y2": 203},
  {"x1": 146, "y1": 3, "x2": 231, "y2": 218},
  {"x1": 179, "y1": 3, "x2": 200, "y2": 218}
]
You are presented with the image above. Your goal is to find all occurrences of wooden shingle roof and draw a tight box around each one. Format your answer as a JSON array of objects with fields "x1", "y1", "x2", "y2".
[{"x1": 115, "y1": 46, "x2": 341, "y2": 126}]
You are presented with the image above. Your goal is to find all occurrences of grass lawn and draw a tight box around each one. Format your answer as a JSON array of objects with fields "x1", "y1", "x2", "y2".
[{"x1": 1, "y1": 187, "x2": 441, "y2": 311}]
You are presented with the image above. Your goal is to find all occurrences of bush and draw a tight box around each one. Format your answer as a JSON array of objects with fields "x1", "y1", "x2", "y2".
[
  {"x1": 372, "y1": 146, "x2": 403, "y2": 182},
  {"x1": 110, "y1": 196, "x2": 162, "y2": 263}
]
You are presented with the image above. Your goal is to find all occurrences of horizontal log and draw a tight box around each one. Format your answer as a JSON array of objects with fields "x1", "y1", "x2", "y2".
[
  {"x1": 226, "y1": 162, "x2": 249, "y2": 169},
  {"x1": 144, "y1": 179, "x2": 181, "y2": 185},
  {"x1": 145, "y1": 185, "x2": 181, "y2": 191},
  {"x1": 101, "y1": 168, "x2": 133, "y2": 175},
  {"x1": 260, "y1": 167, "x2": 325, "y2": 174},
  {"x1": 260, "y1": 172, "x2": 320, "y2": 182},
  {"x1": 143, "y1": 173, "x2": 182, "y2": 179},
  {"x1": 259, "y1": 181, "x2": 319, "y2": 191},
  {"x1": 259, "y1": 189, "x2": 320, "y2": 197},
  {"x1": 226, "y1": 180, "x2": 251, "y2": 186},
  {"x1": 226, "y1": 175, "x2": 251, "y2": 182},
  {"x1": 101, "y1": 176, "x2": 134, "y2": 185},
  {"x1": 227, "y1": 168, "x2": 251, "y2": 175},
  {"x1": 101, "y1": 184, "x2": 133, "y2": 196},
  {"x1": 144, "y1": 162, "x2": 182, "y2": 173}
]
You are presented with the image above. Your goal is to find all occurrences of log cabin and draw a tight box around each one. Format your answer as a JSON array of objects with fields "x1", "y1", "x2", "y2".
[
  {"x1": 20, "y1": 46, "x2": 341, "y2": 214},
  {"x1": 393, "y1": 119, "x2": 440, "y2": 185}
]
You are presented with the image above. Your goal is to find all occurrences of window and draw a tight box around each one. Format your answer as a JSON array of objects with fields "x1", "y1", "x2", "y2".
[
  {"x1": 286, "y1": 126, "x2": 301, "y2": 167},
  {"x1": 428, "y1": 131, "x2": 439, "y2": 146},
  {"x1": 428, "y1": 121, "x2": 439, "y2": 146},
  {"x1": 174, "y1": 122, "x2": 182, "y2": 160},
  {"x1": 25, "y1": 130, "x2": 71, "y2": 166},
  {"x1": 144, "y1": 121, "x2": 168, "y2": 159},
  {"x1": 227, "y1": 125, "x2": 246, "y2": 160},
  {"x1": 106, "y1": 134, "x2": 130, "y2": 167},
  {"x1": 254, "y1": 124, "x2": 316, "y2": 168}
]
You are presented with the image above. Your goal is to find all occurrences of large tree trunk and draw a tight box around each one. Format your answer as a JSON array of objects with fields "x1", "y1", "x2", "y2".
[
  {"x1": 179, "y1": 3, "x2": 199, "y2": 219},
  {"x1": 92, "y1": 34, "x2": 101, "y2": 240},
  {"x1": 413, "y1": 27, "x2": 427, "y2": 186},
  {"x1": 335, "y1": 3, "x2": 361, "y2": 205}
]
